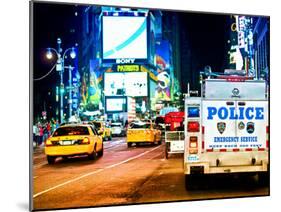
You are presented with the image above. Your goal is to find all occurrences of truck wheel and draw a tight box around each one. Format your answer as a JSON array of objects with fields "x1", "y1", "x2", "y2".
[
  {"x1": 185, "y1": 175, "x2": 194, "y2": 190},
  {"x1": 258, "y1": 172, "x2": 269, "y2": 186},
  {"x1": 47, "y1": 156, "x2": 56, "y2": 164},
  {"x1": 165, "y1": 142, "x2": 170, "y2": 159},
  {"x1": 165, "y1": 143, "x2": 169, "y2": 159},
  {"x1": 165, "y1": 150, "x2": 169, "y2": 159},
  {"x1": 127, "y1": 142, "x2": 132, "y2": 148}
]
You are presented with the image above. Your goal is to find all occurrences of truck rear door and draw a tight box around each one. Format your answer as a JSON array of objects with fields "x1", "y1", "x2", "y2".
[
  {"x1": 236, "y1": 100, "x2": 268, "y2": 150},
  {"x1": 202, "y1": 100, "x2": 237, "y2": 151},
  {"x1": 202, "y1": 100, "x2": 268, "y2": 151}
]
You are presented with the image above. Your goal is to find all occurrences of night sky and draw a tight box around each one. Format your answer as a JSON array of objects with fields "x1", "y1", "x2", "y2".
[
  {"x1": 178, "y1": 12, "x2": 228, "y2": 91},
  {"x1": 33, "y1": 2, "x2": 83, "y2": 119},
  {"x1": 32, "y1": 2, "x2": 229, "y2": 119}
]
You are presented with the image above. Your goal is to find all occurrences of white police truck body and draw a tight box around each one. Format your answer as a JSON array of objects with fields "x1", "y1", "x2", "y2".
[{"x1": 184, "y1": 77, "x2": 268, "y2": 187}]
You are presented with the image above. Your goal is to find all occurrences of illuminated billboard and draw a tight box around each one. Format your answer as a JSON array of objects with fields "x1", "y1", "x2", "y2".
[
  {"x1": 104, "y1": 72, "x2": 148, "y2": 97},
  {"x1": 105, "y1": 97, "x2": 127, "y2": 113},
  {"x1": 102, "y1": 16, "x2": 147, "y2": 62}
]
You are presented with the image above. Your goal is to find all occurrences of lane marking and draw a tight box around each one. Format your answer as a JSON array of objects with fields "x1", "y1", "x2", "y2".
[
  {"x1": 33, "y1": 145, "x2": 162, "y2": 198},
  {"x1": 33, "y1": 162, "x2": 47, "y2": 169}
]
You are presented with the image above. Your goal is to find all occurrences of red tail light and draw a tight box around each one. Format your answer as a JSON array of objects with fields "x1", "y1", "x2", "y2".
[
  {"x1": 82, "y1": 137, "x2": 90, "y2": 144},
  {"x1": 201, "y1": 126, "x2": 205, "y2": 151},
  {"x1": 45, "y1": 138, "x2": 53, "y2": 147},
  {"x1": 187, "y1": 121, "x2": 200, "y2": 132}
]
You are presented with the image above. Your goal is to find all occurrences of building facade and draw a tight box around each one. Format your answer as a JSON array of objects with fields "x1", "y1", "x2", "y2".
[
  {"x1": 252, "y1": 17, "x2": 270, "y2": 82},
  {"x1": 78, "y1": 6, "x2": 182, "y2": 123}
]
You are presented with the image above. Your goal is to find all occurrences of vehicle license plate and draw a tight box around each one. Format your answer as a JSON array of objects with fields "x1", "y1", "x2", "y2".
[
  {"x1": 171, "y1": 141, "x2": 184, "y2": 151},
  {"x1": 63, "y1": 140, "x2": 72, "y2": 145}
]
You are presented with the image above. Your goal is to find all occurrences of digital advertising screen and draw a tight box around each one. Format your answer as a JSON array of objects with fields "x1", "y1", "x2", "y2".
[
  {"x1": 102, "y1": 16, "x2": 148, "y2": 61},
  {"x1": 104, "y1": 72, "x2": 148, "y2": 97},
  {"x1": 105, "y1": 97, "x2": 127, "y2": 113}
]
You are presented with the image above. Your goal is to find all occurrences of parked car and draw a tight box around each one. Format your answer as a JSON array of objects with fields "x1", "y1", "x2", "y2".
[
  {"x1": 111, "y1": 122, "x2": 125, "y2": 137},
  {"x1": 127, "y1": 120, "x2": 162, "y2": 147},
  {"x1": 44, "y1": 124, "x2": 103, "y2": 164}
]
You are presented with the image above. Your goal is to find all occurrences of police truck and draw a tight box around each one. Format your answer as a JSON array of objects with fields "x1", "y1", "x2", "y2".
[{"x1": 184, "y1": 70, "x2": 269, "y2": 189}]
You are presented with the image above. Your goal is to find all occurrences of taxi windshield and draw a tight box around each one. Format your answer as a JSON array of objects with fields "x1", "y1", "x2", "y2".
[
  {"x1": 130, "y1": 123, "x2": 150, "y2": 129},
  {"x1": 53, "y1": 126, "x2": 90, "y2": 137},
  {"x1": 93, "y1": 122, "x2": 102, "y2": 129}
]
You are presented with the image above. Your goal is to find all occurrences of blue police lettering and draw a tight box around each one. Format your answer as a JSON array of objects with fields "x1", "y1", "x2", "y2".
[
  {"x1": 229, "y1": 107, "x2": 238, "y2": 119},
  {"x1": 245, "y1": 107, "x2": 254, "y2": 120},
  {"x1": 218, "y1": 107, "x2": 228, "y2": 120},
  {"x1": 207, "y1": 107, "x2": 217, "y2": 119},
  {"x1": 207, "y1": 106, "x2": 264, "y2": 120},
  {"x1": 255, "y1": 107, "x2": 264, "y2": 120},
  {"x1": 238, "y1": 107, "x2": 244, "y2": 120}
]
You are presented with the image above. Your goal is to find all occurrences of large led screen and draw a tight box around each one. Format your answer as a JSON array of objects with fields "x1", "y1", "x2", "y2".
[
  {"x1": 105, "y1": 97, "x2": 126, "y2": 112},
  {"x1": 102, "y1": 16, "x2": 147, "y2": 60},
  {"x1": 104, "y1": 72, "x2": 148, "y2": 96}
]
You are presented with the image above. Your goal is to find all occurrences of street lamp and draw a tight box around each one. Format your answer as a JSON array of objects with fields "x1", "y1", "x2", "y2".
[{"x1": 46, "y1": 38, "x2": 76, "y2": 124}]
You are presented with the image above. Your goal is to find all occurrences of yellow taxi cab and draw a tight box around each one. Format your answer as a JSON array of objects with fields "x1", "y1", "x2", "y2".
[
  {"x1": 90, "y1": 121, "x2": 112, "y2": 141},
  {"x1": 127, "y1": 120, "x2": 162, "y2": 147},
  {"x1": 45, "y1": 124, "x2": 103, "y2": 164}
]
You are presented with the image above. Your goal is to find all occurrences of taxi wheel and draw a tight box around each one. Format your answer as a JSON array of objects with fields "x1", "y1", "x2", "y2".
[
  {"x1": 97, "y1": 144, "x2": 104, "y2": 157},
  {"x1": 62, "y1": 156, "x2": 68, "y2": 161},
  {"x1": 47, "y1": 156, "x2": 56, "y2": 164},
  {"x1": 185, "y1": 175, "x2": 195, "y2": 190},
  {"x1": 88, "y1": 145, "x2": 97, "y2": 160}
]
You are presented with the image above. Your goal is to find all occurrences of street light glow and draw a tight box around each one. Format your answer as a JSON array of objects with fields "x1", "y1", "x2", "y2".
[
  {"x1": 70, "y1": 48, "x2": 76, "y2": 59},
  {"x1": 46, "y1": 49, "x2": 53, "y2": 59}
]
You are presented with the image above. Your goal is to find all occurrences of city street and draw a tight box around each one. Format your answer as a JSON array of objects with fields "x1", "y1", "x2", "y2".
[{"x1": 33, "y1": 137, "x2": 268, "y2": 210}]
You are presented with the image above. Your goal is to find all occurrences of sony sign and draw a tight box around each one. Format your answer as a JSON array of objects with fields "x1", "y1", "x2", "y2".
[{"x1": 116, "y1": 58, "x2": 136, "y2": 64}]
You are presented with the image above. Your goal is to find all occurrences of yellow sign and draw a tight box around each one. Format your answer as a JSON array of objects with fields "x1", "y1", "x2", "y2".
[
  {"x1": 140, "y1": 66, "x2": 158, "y2": 81},
  {"x1": 117, "y1": 65, "x2": 140, "y2": 72}
]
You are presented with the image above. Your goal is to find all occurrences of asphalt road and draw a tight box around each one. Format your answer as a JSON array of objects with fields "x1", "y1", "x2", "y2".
[{"x1": 32, "y1": 137, "x2": 269, "y2": 210}]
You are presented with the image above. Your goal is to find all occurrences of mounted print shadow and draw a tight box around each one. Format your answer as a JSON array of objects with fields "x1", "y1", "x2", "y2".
[{"x1": 30, "y1": 0, "x2": 270, "y2": 211}]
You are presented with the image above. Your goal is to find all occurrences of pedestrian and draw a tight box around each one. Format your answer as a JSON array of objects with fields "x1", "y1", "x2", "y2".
[
  {"x1": 47, "y1": 121, "x2": 51, "y2": 137},
  {"x1": 39, "y1": 123, "x2": 43, "y2": 146},
  {"x1": 51, "y1": 119, "x2": 56, "y2": 134},
  {"x1": 33, "y1": 123, "x2": 39, "y2": 147},
  {"x1": 43, "y1": 124, "x2": 49, "y2": 145},
  {"x1": 56, "y1": 120, "x2": 59, "y2": 129}
]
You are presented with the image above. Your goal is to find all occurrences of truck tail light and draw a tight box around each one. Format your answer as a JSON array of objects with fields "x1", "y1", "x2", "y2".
[
  {"x1": 266, "y1": 126, "x2": 269, "y2": 148},
  {"x1": 82, "y1": 137, "x2": 90, "y2": 144},
  {"x1": 189, "y1": 136, "x2": 198, "y2": 154},
  {"x1": 45, "y1": 138, "x2": 53, "y2": 147},
  {"x1": 202, "y1": 126, "x2": 205, "y2": 151},
  {"x1": 187, "y1": 121, "x2": 200, "y2": 132}
]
